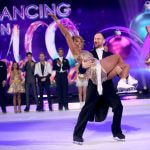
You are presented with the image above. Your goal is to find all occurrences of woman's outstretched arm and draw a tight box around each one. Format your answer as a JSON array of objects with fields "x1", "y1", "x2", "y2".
[{"x1": 49, "y1": 13, "x2": 80, "y2": 57}]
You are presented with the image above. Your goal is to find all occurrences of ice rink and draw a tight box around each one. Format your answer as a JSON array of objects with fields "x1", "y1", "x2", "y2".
[{"x1": 0, "y1": 99, "x2": 150, "y2": 150}]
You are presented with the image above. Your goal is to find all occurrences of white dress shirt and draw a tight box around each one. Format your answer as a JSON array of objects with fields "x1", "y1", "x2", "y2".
[
  {"x1": 58, "y1": 57, "x2": 64, "y2": 72},
  {"x1": 59, "y1": 57, "x2": 63, "y2": 62},
  {"x1": 95, "y1": 47, "x2": 106, "y2": 95},
  {"x1": 96, "y1": 47, "x2": 104, "y2": 60}
]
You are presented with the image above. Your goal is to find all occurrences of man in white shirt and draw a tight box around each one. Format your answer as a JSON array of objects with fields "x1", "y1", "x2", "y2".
[{"x1": 34, "y1": 52, "x2": 53, "y2": 111}]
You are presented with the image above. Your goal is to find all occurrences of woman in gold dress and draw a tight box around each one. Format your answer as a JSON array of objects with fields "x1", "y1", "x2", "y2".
[{"x1": 8, "y1": 62, "x2": 25, "y2": 113}]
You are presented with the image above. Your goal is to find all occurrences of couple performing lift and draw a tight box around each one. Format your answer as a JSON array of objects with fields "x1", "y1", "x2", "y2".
[{"x1": 50, "y1": 14, "x2": 138, "y2": 144}]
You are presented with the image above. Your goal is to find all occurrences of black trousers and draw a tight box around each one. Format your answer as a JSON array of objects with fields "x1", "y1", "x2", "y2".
[
  {"x1": 73, "y1": 80, "x2": 123, "y2": 139},
  {"x1": 0, "y1": 85, "x2": 6, "y2": 112},
  {"x1": 38, "y1": 81, "x2": 52, "y2": 109},
  {"x1": 56, "y1": 72, "x2": 68, "y2": 108},
  {"x1": 25, "y1": 81, "x2": 38, "y2": 108}
]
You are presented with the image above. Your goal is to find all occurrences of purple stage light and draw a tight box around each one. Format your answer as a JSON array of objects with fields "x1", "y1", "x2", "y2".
[
  {"x1": 100, "y1": 26, "x2": 143, "y2": 60},
  {"x1": 107, "y1": 34, "x2": 132, "y2": 59}
]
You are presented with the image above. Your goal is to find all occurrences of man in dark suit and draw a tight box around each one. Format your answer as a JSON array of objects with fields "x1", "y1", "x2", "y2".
[
  {"x1": 73, "y1": 33, "x2": 125, "y2": 144},
  {"x1": 22, "y1": 52, "x2": 39, "y2": 112},
  {"x1": 0, "y1": 60, "x2": 7, "y2": 113},
  {"x1": 53, "y1": 48, "x2": 70, "y2": 110}
]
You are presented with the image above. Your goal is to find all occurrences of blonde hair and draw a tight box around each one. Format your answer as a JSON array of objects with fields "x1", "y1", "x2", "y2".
[
  {"x1": 80, "y1": 50, "x2": 94, "y2": 60},
  {"x1": 72, "y1": 35, "x2": 84, "y2": 44}
]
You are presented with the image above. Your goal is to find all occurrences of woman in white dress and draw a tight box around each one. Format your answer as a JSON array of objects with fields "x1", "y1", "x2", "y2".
[{"x1": 75, "y1": 62, "x2": 88, "y2": 108}]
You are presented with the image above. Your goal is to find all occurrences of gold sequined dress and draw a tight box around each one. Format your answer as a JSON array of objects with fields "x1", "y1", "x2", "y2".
[{"x1": 8, "y1": 72, "x2": 25, "y2": 94}]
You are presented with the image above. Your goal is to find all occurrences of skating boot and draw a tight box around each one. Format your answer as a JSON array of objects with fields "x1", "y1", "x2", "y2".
[
  {"x1": 117, "y1": 79, "x2": 135, "y2": 93},
  {"x1": 127, "y1": 75, "x2": 138, "y2": 87}
]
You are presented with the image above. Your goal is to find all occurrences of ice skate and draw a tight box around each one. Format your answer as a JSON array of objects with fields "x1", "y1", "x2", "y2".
[
  {"x1": 117, "y1": 79, "x2": 135, "y2": 93},
  {"x1": 73, "y1": 141, "x2": 83, "y2": 145},
  {"x1": 127, "y1": 75, "x2": 138, "y2": 87},
  {"x1": 73, "y1": 136, "x2": 84, "y2": 145},
  {"x1": 113, "y1": 133, "x2": 125, "y2": 141}
]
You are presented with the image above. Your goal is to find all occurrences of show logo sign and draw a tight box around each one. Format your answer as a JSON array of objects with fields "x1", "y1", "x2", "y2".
[
  {"x1": 0, "y1": 2, "x2": 78, "y2": 82},
  {"x1": 0, "y1": 3, "x2": 71, "y2": 35},
  {"x1": 0, "y1": 3, "x2": 78, "y2": 62}
]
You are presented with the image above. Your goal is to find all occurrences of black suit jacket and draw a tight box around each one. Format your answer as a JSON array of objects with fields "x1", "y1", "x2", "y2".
[
  {"x1": 91, "y1": 49, "x2": 120, "y2": 122},
  {"x1": 53, "y1": 58, "x2": 70, "y2": 72},
  {"x1": 79, "y1": 49, "x2": 121, "y2": 122},
  {"x1": 22, "y1": 61, "x2": 36, "y2": 83},
  {"x1": 0, "y1": 61, "x2": 7, "y2": 85}
]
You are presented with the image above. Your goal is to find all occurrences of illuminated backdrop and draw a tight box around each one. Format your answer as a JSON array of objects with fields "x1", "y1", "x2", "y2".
[{"x1": 0, "y1": 0, "x2": 150, "y2": 91}]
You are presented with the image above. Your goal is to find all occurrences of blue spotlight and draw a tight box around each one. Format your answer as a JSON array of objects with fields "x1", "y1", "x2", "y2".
[{"x1": 130, "y1": 1, "x2": 150, "y2": 41}]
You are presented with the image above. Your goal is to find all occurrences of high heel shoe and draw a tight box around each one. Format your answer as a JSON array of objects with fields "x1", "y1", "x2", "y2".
[
  {"x1": 18, "y1": 106, "x2": 22, "y2": 113},
  {"x1": 14, "y1": 106, "x2": 17, "y2": 113}
]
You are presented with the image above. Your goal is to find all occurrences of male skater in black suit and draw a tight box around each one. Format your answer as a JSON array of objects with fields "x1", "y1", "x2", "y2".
[
  {"x1": 73, "y1": 33, "x2": 125, "y2": 144},
  {"x1": 53, "y1": 48, "x2": 70, "y2": 110},
  {"x1": 0, "y1": 60, "x2": 7, "y2": 113}
]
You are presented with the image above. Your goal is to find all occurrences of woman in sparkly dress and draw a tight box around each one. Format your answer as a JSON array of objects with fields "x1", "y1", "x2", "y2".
[
  {"x1": 8, "y1": 62, "x2": 25, "y2": 113},
  {"x1": 50, "y1": 13, "x2": 135, "y2": 95}
]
